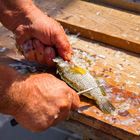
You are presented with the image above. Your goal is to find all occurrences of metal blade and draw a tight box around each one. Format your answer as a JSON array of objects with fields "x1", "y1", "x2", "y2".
[{"x1": 77, "y1": 86, "x2": 99, "y2": 95}]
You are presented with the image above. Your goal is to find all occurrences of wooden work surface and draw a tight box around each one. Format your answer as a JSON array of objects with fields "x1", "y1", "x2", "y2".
[
  {"x1": 91, "y1": 0, "x2": 140, "y2": 13},
  {"x1": 0, "y1": 0, "x2": 140, "y2": 139},
  {"x1": 0, "y1": 26, "x2": 140, "y2": 140},
  {"x1": 35, "y1": 0, "x2": 140, "y2": 53}
]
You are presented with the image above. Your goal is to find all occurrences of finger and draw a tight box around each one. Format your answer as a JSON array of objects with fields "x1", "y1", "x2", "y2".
[
  {"x1": 32, "y1": 39, "x2": 45, "y2": 64},
  {"x1": 52, "y1": 102, "x2": 71, "y2": 126},
  {"x1": 54, "y1": 28, "x2": 72, "y2": 61},
  {"x1": 53, "y1": 88, "x2": 79, "y2": 125},
  {"x1": 52, "y1": 109, "x2": 70, "y2": 127},
  {"x1": 44, "y1": 47, "x2": 56, "y2": 67},
  {"x1": 15, "y1": 25, "x2": 31, "y2": 45},
  {"x1": 70, "y1": 89, "x2": 80, "y2": 110},
  {"x1": 52, "y1": 87, "x2": 79, "y2": 126},
  {"x1": 22, "y1": 40, "x2": 36, "y2": 61}
]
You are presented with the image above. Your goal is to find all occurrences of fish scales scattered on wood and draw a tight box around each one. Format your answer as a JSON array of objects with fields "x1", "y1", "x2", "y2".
[{"x1": 54, "y1": 50, "x2": 115, "y2": 114}]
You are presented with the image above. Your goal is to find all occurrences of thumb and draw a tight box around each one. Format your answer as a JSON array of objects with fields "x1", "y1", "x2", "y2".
[
  {"x1": 54, "y1": 30, "x2": 72, "y2": 61},
  {"x1": 70, "y1": 89, "x2": 80, "y2": 110}
]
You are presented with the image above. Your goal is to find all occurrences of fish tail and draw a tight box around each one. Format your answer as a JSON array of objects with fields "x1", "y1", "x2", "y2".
[{"x1": 97, "y1": 100, "x2": 115, "y2": 114}]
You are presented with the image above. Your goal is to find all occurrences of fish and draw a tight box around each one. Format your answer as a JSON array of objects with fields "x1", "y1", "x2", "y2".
[{"x1": 54, "y1": 55, "x2": 115, "y2": 114}]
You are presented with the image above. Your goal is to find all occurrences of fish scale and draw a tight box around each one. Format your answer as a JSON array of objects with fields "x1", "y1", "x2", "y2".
[{"x1": 61, "y1": 70, "x2": 103, "y2": 99}]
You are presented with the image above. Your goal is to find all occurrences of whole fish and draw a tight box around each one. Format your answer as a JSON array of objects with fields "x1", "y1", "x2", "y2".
[{"x1": 54, "y1": 57, "x2": 115, "y2": 114}]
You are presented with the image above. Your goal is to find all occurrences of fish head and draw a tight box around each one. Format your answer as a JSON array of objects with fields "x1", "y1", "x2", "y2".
[
  {"x1": 53, "y1": 57, "x2": 87, "y2": 75},
  {"x1": 53, "y1": 57, "x2": 69, "y2": 67}
]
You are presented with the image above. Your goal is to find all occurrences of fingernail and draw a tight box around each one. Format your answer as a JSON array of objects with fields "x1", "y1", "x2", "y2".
[{"x1": 65, "y1": 53, "x2": 72, "y2": 61}]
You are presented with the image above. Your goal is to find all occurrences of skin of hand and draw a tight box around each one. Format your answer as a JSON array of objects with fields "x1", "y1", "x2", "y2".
[
  {"x1": 0, "y1": 65, "x2": 80, "y2": 132},
  {"x1": 0, "y1": 0, "x2": 80, "y2": 132},
  {"x1": 0, "y1": 0, "x2": 72, "y2": 66}
]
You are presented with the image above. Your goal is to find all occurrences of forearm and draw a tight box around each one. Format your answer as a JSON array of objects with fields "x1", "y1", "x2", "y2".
[
  {"x1": 0, "y1": 0, "x2": 36, "y2": 31},
  {"x1": 0, "y1": 57, "x2": 22, "y2": 114},
  {"x1": 0, "y1": 64, "x2": 18, "y2": 95}
]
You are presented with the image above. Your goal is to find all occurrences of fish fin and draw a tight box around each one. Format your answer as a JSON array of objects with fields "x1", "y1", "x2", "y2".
[
  {"x1": 97, "y1": 100, "x2": 115, "y2": 114},
  {"x1": 100, "y1": 86, "x2": 106, "y2": 96},
  {"x1": 95, "y1": 79, "x2": 106, "y2": 96}
]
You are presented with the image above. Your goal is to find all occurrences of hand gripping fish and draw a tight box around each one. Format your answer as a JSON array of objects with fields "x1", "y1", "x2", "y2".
[{"x1": 54, "y1": 57, "x2": 115, "y2": 114}]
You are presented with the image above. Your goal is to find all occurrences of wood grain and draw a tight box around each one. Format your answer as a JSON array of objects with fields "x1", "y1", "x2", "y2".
[
  {"x1": 58, "y1": 120, "x2": 119, "y2": 140},
  {"x1": 35, "y1": 0, "x2": 140, "y2": 53},
  {"x1": 70, "y1": 111, "x2": 140, "y2": 140},
  {"x1": 1, "y1": 1, "x2": 140, "y2": 139},
  {"x1": 0, "y1": 24, "x2": 140, "y2": 139},
  {"x1": 92, "y1": 0, "x2": 140, "y2": 13},
  {"x1": 69, "y1": 36, "x2": 140, "y2": 139}
]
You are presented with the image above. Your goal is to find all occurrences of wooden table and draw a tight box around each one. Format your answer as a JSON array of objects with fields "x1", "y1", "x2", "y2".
[{"x1": 0, "y1": 1, "x2": 140, "y2": 139}]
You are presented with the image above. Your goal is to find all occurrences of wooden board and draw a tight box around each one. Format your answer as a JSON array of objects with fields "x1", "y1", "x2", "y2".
[
  {"x1": 35, "y1": 0, "x2": 140, "y2": 53},
  {"x1": 0, "y1": 23, "x2": 140, "y2": 139},
  {"x1": 91, "y1": 0, "x2": 140, "y2": 13},
  {"x1": 57, "y1": 120, "x2": 119, "y2": 140},
  {"x1": 68, "y1": 36, "x2": 140, "y2": 140}
]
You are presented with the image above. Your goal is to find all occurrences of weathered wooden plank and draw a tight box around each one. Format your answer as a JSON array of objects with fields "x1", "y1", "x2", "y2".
[
  {"x1": 69, "y1": 112, "x2": 140, "y2": 140},
  {"x1": 35, "y1": 0, "x2": 140, "y2": 53},
  {"x1": 1, "y1": 23, "x2": 140, "y2": 139},
  {"x1": 58, "y1": 120, "x2": 119, "y2": 140},
  {"x1": 91, "y1": 0, "x2": 140, "y2": 13},
  {"x1": 1, "y1": 2, "x2": 140, "y2": 139},
  {"x1": 68, "y1": 36, "x2": 140, "y2": 139}
]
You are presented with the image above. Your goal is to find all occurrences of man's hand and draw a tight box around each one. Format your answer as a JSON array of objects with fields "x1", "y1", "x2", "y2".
[
  {"x1": 15, "y1": 12, "x2": 72, "y2": 66},
  {"x1": 0, "y1": 67, "x2": 79, "y2": 132},
  {"x1": 0, "y1": 0, "x2": 79, "y2": 132},
  {"x1": 0, "y1": 0, "x2": 72, "y2": 66}
]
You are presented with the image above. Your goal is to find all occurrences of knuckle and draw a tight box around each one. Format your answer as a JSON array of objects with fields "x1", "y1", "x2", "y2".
[
  {"x1": 15, "y1": 25, "x2": 24, "y2": 34},
  {"x1": 59, "y1": 100, "x2": 69, "y2": 110}
]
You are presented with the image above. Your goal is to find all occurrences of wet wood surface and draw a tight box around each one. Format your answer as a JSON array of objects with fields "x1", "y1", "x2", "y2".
[
  {"x1": 69, "y1": 36, "x2": 140, "y2": 140},
  {"x1": 0, "y1": 23, "x2": 140, "y2": 139},
  {"x1": 35, "y1": 0, "x2": 140, "y2": 53},
  {"x1": 0, "y1": 0, "x2": 140, "y2": 139}
]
